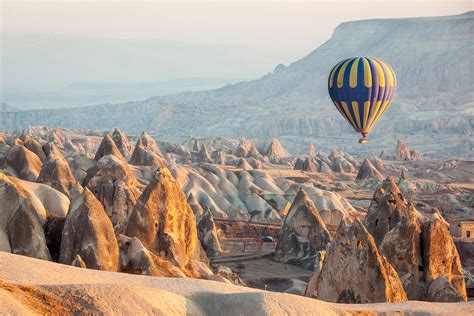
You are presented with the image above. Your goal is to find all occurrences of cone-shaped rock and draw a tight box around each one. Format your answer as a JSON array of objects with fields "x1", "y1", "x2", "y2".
[
  {"x1": 5, "y1": 145, "x2": 43, "y2": 181},
  {"x1": 308, "y1": 143, "x2": 315, "y2": 157},
  {"x1": 0, "y1": 173, "x2": 51, "y2": 260},
  {"x1": 237, "y1": 157, "x2": 253, "y2": 170},
  {"x1": 293, "y1": 157, "x2": 304, "y2": 170},
  {"x1": 396, "y1": 139, "x2": 411, "y2": 160},
  {"x1": 265, "y1": 138, "x2": 289, "y2": 164},
  {"x1": 19, "y1": 135, "x2": 46, "y2": 162},
  {"x1": 356, "y1": 158, "x2": 384, "y2": 181},
  {"x1": 124, "y1": 166, "x2": 206, "y2": 270},
  {"x1": 306, "y1": 219, "x2": 407, "y2": 303},
  {"x1": 364, "y1": 177, "x2": 410, "y2": 245},
  {"x1": 274, "y1": 190, "x2": 332, "y2": 269},
  {"x1": 422, "y1": 218, "x2": 467, "y2": 301},
  {"x1": 111, "y1": 128, "x2": 132, "y2": 159},
  {"x1": 234, "y1": 138, "x2": 262, "y2": 159},
  {"x1": 59, "y1": 188, "x2": 119, "y2": 271},
  {"x1": 130, "y1": 138, "x2": 167, "y2": 167},
  {"x1": 197, "y1": 145, "x2": 212, "y2": 163},
  {"x1": 197, "y1": 207, "x2": 222, "y2": 257},
  {"x1": 303, "y1": 157, "x2": 318, "y2": 172},
  {"x1": 94, "y1": 134, "x2": 125, "y2": 162},
  {"x1": 37, "y1": 142, "x2": 82, "y2": 198},
  {"x1": 369, "y1": 156, "x2": 385, "y2": 173},
  {"x1": 187, "y1": 193, "x2": 204, "y2": 221}
]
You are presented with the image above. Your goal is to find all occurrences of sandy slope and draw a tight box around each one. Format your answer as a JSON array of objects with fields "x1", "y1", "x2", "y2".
[{"x1": 0, "y1": 252, "x2": 473, "y2": 315}]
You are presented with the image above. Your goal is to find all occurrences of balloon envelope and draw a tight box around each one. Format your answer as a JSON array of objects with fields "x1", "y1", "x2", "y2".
[{"x1": 327, "y1": 57, "x2": 396, "y2": 139}]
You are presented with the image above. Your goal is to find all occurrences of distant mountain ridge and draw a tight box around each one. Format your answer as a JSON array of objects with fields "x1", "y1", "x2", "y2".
[{"x1": 1, "y1": 12, "x2": 473, "y2": 157}]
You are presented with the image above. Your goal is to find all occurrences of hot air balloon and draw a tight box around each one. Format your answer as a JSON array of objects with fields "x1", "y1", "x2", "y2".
[{"x1": 328, "y1": 57, "x2": 396, "y2": 144}]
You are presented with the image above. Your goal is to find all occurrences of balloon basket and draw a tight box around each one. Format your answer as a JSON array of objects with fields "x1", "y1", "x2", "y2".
[{"x1": 359, "y1": 137, "x2": 368, "y2": 144}]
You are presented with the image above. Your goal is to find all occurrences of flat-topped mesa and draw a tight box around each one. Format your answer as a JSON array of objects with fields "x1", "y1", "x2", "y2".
[
  {"x1": 37, "y1": 142, "x2": 82, "y2": 198},
  {"x1": 59, "y1": 188, "x2": 119, "y2": 271},
  {"x1": 0, "y1": 173, "x2": 51, "y2": 261},
  {"x1": 129, "y1": 133, "x2": 167, "y2": 167},
  {"x1": 306, "y1": 219, "x2": 407, "y2": 303},
  {"x1": 265, "y1": 138, "x2": 290, "y2": 164},
  {"x1": 363, "y1": 176, "x2": 411, "y2": 245},
  {"x1": 274, "y1": 190, "x2": 332, "y2": 269},
  {"x1": 124, "y1": 166, "x2": 208, "y2": 275},
  {"x1": 111, "y1": 128, "x2": 133, "y2": 159},
  {"x1": 94, "y1": 134, "x2": 125, "y2": 162},
  {"x1": 356, "y1": 158, "x2": 384, "y2": 181},
  {"x1": 5, "y1": 144, "x2": 43, "y2": 182}
]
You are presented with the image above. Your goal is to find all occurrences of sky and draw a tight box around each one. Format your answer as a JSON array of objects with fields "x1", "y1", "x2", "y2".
[{"x1": 0, "y1": 0, "x2": 472, "y2": 107}]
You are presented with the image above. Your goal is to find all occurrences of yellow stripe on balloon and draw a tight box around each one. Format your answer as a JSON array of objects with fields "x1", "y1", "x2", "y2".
[
  {"x1": 371, "y1": 59, "x2": 385, "y2": 88},
  {"x1": 333, "y1": 101, "x2": 351, "y2": 125},
  {"x1": 341, "y1": 101, "x2": 357, "y2": 129},
  {"x1": 352, "y1": 101, "x2": 361, "y2": 128},
  {"x1": 349, "y1": 58, "x2": 360, "y2": 88},
  {"x1": 369, "y1": 100, "x2": 392, "y2": 129},
  {"x1": 386, "y1": 63, "x2": 397, "y2": 86},
  {"x1": 362, "y1": 58, "x2": 372, "y2": 88},
  {"x1": 367, "y1": 100, "x2": 382, "y2": 127},
  {"x1": 363, "y1": 101, "x2": 370, "y2": 127},
  {"x1": 376, "y1": 59, "x2": 394, "y2": 87},
  {"x1": 329, "y1": 60, "x2": 345, "y2": 89},
  {"x1": 337, "y1": 60, "x2": 351, "y2": 88}
]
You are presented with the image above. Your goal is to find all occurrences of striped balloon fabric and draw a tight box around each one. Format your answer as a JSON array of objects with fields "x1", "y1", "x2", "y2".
[{"x1": 327, "y1": 57, "x2": 396, "y2": 142}]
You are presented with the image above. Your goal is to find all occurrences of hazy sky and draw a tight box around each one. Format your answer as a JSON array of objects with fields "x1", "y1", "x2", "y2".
[{"x1": 1, "y1": 1, "x2": 472, "y2": 98}]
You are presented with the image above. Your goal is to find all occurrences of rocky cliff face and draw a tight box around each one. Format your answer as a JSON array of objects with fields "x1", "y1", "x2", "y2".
[{"x1": 274, "y1": 190, "x2": 332, "y2": 269}]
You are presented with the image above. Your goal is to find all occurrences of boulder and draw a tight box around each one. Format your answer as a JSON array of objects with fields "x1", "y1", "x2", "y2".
[
  {"x1": 196, "y1": 207, "x2": 222, "y2": 257},
  {"x1": 427, "y1": 276, "x2": 465, "y2": 302},
  {"x1": 59, "y1": 188, "x2": 119, "y2": 271},
  {"x1": 124, "y1": 166, "x2": 207, "y2": 273},
  {"x1": 274, "y1": 190, "x2": 332, "y2": 269},
  {"x1": 306, "y1": 219, "x2": 407, "y2": 303},
  {"x1": 5, "y1": 145, "x2": 43, "y2": 181},
  {"x1": 356, "y1": 158, "x2": 384, "y2": 181},
  {"x1": 0, "y1": 173, "x2": 51, "y2": 260}
]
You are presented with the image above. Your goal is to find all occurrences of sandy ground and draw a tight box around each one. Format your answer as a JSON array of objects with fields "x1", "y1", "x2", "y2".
[{"x1": 1, "y1": 252, "x2": 473, "y2": 315}]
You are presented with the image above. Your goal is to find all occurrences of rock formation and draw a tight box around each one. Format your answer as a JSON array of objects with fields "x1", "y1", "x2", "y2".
[
  {"x1": 124, "y1": 166, "x2": 207, "y2": 274},
  {"x1": 94, "y1": 134, "x2": 125, "y2": 162},
  {"x1": 395, "y1": 139, "x2": 411, "y2": 160},
  {"x1": 59, "y1": 188, "x2": 119, "y2": 271},
  {"x1": 0, "y1": 173, "x2": 51, "y2": 260},
  {"x1": 363, "y1": 177, "x2": 410, "y2": 245},
  {"x1": 84, "y1": 155, "x2": 140, "y2": 233},
  {"x1": 5, "y1": 145, "x2": 43, "y2": 181},
  {"x1": 368, "y1": 156, "x2": 385, "y2": 173},
  {"x1": 294, "y1": 157, "x2": 318, "y2": 172},
  {"x1": 237, "y1": 157, "x2": 253, "y2": 170},
  {"x1": 308, "y1": 143, "x2": 315, "y2": 157},
  {"x1": 197, "y1": 145, "x2": 212, "y2": 163},
  {"x1": 265, "y1": 138, "x2": 289, "y2": 164},
  {"x1": 356, "y1": 158, "x2": 384, "y2": 181},
  {"x1": 130, "y1": 136, "x2": 167, "y2": 167},
  {"x1": 19, "y1": 135, "x2": 46, "y2": 162},
  {"x1": 305, "y1": 219, "x2": 407, "y2": 303},
  {"x1": 117, "y1": 235, "x2": 186, "y2": 277},
  {"x1": 234, "y1": 138, "x2": 262, "y2": 159},
  {"x1": 111, "y1": 128, "x2": 133, "y2": 159},
  {"x1": 196, "y1": 208, "x2": 222, "y2": 257},
  {"x1": 274, "y1": 190, "x2": 332, "y2": 269},
  {"x1": 37, "y1": 143, "x2": 81, "y2": 198}
]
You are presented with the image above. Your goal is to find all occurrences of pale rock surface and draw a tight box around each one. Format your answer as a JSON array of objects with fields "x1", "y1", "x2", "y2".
[
  {"x1": 124, "y1": 166, "x2": 208, "y2": 275},
  {"x1": 274, "y1": 190, "x2": 332, "y2": 269},
  {"x1": 308, "y1": 143, "x2": 315, "y2": 157},
  {"x1": 196, "y1": 207, "x2": 222, "y2": 257},
  {"x1": 117, "y1": 234, "x2": 186, "y2": 277},
  {"x1": 111, "y1": 128, "x2": 132, "y2": 159},
  {"x1": 368, "y1": 155, "x2": 385, "y2": 173},
  {"x1": 59, "y1": 188, "x2": 119, "y2": 271},
  {"x1": 5, "y1": 144, "x2": 43, "y2": 181},
  {"x1": 237, "y1": 157, "x2": 253, "y2": 170},
  {"x1": 234, "y1": 138, "x2": 263, "y2": 159},
  {"x1": 37, "y1": 142, "x2": 82, "y2": 198},
  {"x1": 19, "y1": 135, "x2": 47, "y2": 162},
  {"x1": 306, "y1": 219, "x2": 407, "y2": 303},
  {"x1": 94, "y1": 134, "x2": 125, "y2": 162},
  {"x1": 0, "y1": 173, "x2": 51, "y2": 260},
  {"x1": 356, "y1": 158, "x2": 384, "y2": 181},
  {"x1": 197, "y1": 145, "x2": 212, "y2": 163},
  {"x1": 264, "y1": 138, "x2": 289, "y2": 164},
  {"x1": 130, "y1": 137, "x2": 167, "y2": 167},
  {"x1": 395, "y1": 139, "x2": 411, "y2": 161}
]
